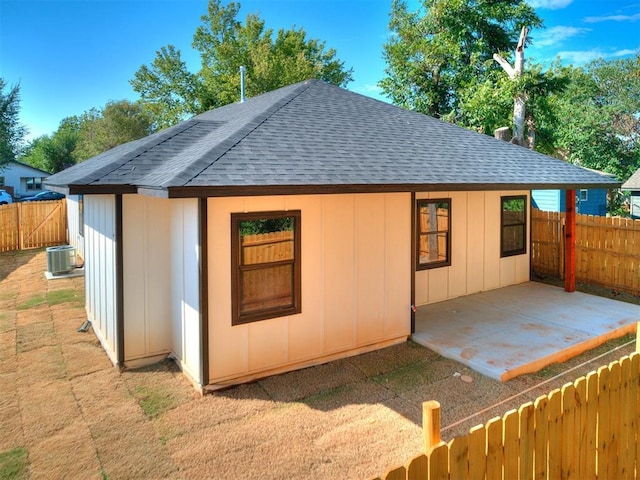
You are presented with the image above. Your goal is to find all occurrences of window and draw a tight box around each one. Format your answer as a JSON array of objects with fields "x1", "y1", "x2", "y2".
[
  {"x1": 417, "y1": 199, "x2": 451, "y2": 270},
  {"x1": 501, "y1": 196, "x2": 527, "y2": 257},
  {"x1": 231, "y1": 210, "x2": 301, "y2": 325},
  {"x1": 26, "y1": 177, "x2": 42, "y2": 190},
  {"x1": 0, "y1": 177, "x2": 4, "y2": 186},
  {"x1": 579, "y1": 189, "x2": 588, "y2": 202}
]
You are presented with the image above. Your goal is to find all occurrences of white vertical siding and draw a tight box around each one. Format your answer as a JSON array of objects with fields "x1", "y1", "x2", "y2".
[
  {"x1": 122, "y1": 195, "x2": 172, "y2": 361},
  {"x1": 415, "y1": 190, "x2": 530, "y2": 306},
  {"x1": 65, "y1": 195, "x2": 85, "y2": 259},
  {"x1": 170, "y1": 199, "x2": 201, "y2": 385},
  {"x1": 84, "y1": 195, "x2": 118, "y2": 364},
  {"x1": 207, "y1": 193, "x2": 412, "y2": 384}
]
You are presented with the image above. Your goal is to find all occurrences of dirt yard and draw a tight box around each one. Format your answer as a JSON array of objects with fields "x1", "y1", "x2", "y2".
[{"x1": 0, "y1": 249, "x2": 636, "y2": 479}]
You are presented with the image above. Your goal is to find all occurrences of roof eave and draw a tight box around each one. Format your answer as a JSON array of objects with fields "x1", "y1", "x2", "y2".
[{"x1": 165, "y1": 181, "x2": 622, "y2": 198}]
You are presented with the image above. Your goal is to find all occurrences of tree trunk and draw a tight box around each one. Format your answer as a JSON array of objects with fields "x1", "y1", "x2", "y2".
[
  {"x1": 494, "y1": 127, "x2": 511, "y2": 142},
  {"x1": 494, "y1": 26, "x2": 528, "y2": 147}
]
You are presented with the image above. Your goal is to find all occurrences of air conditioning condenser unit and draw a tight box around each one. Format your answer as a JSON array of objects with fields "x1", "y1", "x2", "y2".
[{"x1": 46, "y1": 245, "x2": 76, "y2": 275}]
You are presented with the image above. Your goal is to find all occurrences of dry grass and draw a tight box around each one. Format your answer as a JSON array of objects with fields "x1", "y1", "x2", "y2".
[{"x1": 1, "y1": 249, "x2": 638, "y2": 480}]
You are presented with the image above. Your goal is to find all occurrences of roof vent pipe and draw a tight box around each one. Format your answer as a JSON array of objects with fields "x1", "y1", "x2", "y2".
[{"x1": 240, "y1": 65, "x2": 246, "y2": 103}]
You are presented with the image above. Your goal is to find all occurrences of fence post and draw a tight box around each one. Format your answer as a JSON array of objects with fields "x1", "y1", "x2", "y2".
[{"x1": 423, "y1": 400, "x2": 441, "y2": 452}]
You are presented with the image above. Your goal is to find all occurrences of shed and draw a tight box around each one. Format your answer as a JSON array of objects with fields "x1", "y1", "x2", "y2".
[
  {"x1": 622, "y1": 168, "x2": 640, "y2": 219},
  {"x1": 45, "y1": 79, "x2": 620, "y2": 391}
]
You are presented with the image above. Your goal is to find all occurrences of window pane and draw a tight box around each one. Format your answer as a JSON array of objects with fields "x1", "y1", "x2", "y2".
[
  {"x1": 240, "y1": 264, "x2": 293, "y2": 313},
  {"x1": 502, "y1": 198, "x2": 525, "y2": 224},
  {"x1": 419, "y1": 232, "x2": 448, "y2": 264},
  {"x1": 502, "y1": 225, "x2": 525, "y2": 253},
  {"x1": 419, "y1": 202, "x2": 449, "y2": 233}
]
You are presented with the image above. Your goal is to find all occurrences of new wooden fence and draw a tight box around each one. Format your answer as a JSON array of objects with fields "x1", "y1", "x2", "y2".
[
  {"x1": 376, "y1": 350, "x2": 640, "y2": 480},
  {"x1": 531, "y1": 208, "x2": 640, "y2": 296},
  {"x1": 0, "y1": 200, "x2": 67, "y2": 252}
]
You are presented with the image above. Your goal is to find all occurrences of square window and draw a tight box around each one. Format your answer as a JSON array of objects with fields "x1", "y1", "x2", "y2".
[
  {"x1": 501, "y1": 196, "x2": 527, "y2": 257},
  {"x1": 579, "y1": 189, "x2": 588, "y2": 202},
  {"x1": 417, "y1": 199, "x2": 451, "y2": 270},
  {"x1": 231, "y1": 210, "x2": 301, "y2": 325}
]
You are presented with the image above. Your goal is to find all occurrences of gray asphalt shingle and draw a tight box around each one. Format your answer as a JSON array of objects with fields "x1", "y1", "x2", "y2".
[
  {"x1": 622, "y1": 169, "x2": 640, "y2": 190},
  {"x1": 46, "y1": 79, "x2": 621, "y2": 196}
]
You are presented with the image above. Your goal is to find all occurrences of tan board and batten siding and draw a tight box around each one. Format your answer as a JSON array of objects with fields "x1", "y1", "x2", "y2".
[
  {"x1": 84, "y1": 195, "x2": 118, "y2": 365},
  {"x1": 415, "y1": 191, "x2": 530, "y2": 306},
  {"x1": 207, "y1": 193, "x2": 412, "y2": 386},
  {"x1": 121, "y1": 195, "x2": 202, "y2": 384}
]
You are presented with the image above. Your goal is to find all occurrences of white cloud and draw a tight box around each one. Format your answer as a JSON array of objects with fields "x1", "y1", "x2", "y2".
[
  {"x1": 528, "y1": 0, "x2": 573, "y2": 10},
  {"x1": 355, "y1": 84, "x2": 383, "y2": 95},
  {"x1": 556, "y1": 46, "x2": 639, "y2": 64},
  {"x1": 584, "y1": 12, "x2": 640, "y2": 23},
  {"x1": 534, "y1": 26, "x2": 590, "y2": 47}
]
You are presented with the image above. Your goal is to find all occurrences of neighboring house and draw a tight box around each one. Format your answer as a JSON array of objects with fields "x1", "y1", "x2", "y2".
[
  {"x1": 45, "y1": 79, "x2": 620, "y2": 392},
  {"x1": 531, "y1": 188, "x2": 608, "y2": 216},
  {"x1": 622, "y1": 168, "x2": 640, "y2": 219},
  {"x1": 0, "y1": 160, "x2": 50, "y2": 199},
  {"x1": 532, "y1": 170, "x2": 615, "y2": 216}
]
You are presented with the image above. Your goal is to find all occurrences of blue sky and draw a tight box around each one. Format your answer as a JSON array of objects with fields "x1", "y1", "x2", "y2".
[{"x1": 1, "y1": 0, "x2": 638, "y2": 142}]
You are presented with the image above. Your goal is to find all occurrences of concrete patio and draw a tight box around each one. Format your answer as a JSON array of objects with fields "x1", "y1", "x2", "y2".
[{"x1": 412, "y1": 281, "x2": 640, "y2": 381}]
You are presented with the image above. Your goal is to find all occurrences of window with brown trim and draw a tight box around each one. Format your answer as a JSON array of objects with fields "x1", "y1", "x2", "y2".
[
  {"x1": 417, "y1": 199, "x2": 451, "y2": 270},
  {"x1": 231, "y1": 210, "x2": 301, "y2": 325},
  {"x1": 501, "y1": 195, "x2": 527, "y2": 257}
]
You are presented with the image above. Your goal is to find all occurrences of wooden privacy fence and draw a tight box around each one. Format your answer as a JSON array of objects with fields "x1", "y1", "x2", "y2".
[
  {"x1": 376, "y1": 349, "x2": 640, "y2": 480},
  {"x1": 531, "y1": 208, "x2": 640, "y2": 296},
  {"x1": 0, "y1": 200, "x2": 67, "y2": 252}
]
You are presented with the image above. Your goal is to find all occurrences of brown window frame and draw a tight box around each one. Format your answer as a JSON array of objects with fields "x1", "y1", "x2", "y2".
[
  {"x1": 416, "y1": 198, "x2": 451, "y2": 270},
  {"x1": 500, "y1": 195, "x2": 527, "y2": 257},
  {"x1": 231, "y1": 210, "x2": 301, "y2": 325}
]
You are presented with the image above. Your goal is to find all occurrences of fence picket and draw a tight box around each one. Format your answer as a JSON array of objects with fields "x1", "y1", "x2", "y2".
[
  {"x1": 533, "y1": 395, "x2": 549, "y2": 479},
  {"x1": 486, "y1": 417, "x2": 502, "y2": 479},
  {"x1": 406, "y1": 455, "x2": 427, "y2": 480},
  {"x1": 597, "y1": 366, "x2": 611, "y2": 478},
  {"x1": 448, "y1": 436, "x2": 469, "y2": 479},
  {"x1": 518, "y1": 402, "x2": 534, "y2": 480},
  {"x1": 584, "y1": 371, "x2": 598, "y2": 479},
  {"x1": 467, "y1": 425, "x2": 486, "y2": 480}
]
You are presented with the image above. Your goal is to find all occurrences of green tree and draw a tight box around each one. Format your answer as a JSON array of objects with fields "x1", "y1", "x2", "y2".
[
  {"x1": 552, "y1": 58, "x2": 640, "y2": 182},
  {"x1": 0, "y1": 78, "x2": 27, "y2": 166},
  {"x1": 21, "y1": 117, "x2": 81, "y2": 173},
  {"x1": 74, "y1": 100, "x2": 152, "y2": 161},
  {"x1": 457, "y1": 63, "x2": 568, "y2": 154},
  {"x1": 131, "y1": 0, "x2": 353, "y2": 129},
  {"x1": 380, "y1": 0, "x2": 541, "y2": 119}
]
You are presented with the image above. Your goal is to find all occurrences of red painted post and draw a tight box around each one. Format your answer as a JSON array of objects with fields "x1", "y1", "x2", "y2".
[{"x1": 565, "y1": 189, "x2": 576, "y2": 292}]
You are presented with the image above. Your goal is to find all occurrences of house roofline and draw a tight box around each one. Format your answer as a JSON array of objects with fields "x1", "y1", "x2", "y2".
[{"x1": 44, "y1": 181, "x2": 623, "y2": 198}]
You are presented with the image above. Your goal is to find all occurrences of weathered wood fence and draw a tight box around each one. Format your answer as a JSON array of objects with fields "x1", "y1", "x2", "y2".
[
  {"x1": 531, "y1": 208, "x2": 640, "y2": 296},
  {"x1": 0, "y1": 200, "x2": 67, "y2": 252},
  {"x1": 376, "y1": 349, "x2": 640, "y2": 479}
]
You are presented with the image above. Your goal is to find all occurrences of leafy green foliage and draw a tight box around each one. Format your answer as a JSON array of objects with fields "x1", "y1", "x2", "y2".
[
  {"x1": 0, "y1": 79, "x2": 27, "y2": 166},
  {"x1": 380, "y1": 0, "x2": 541, "y2": 118},
  {"x1": 74, "y1": 100, "x2": 152, "y2": 162},
  {"x1": 131, "y1": 0, "x2": 353, "y2": 129},
  {"x1": 21, "y1": 117, "x2": 80, "y2": 173},
  {"x1": 457, "y1": 63, "x2": 569, "y2": 153},
  {"x1": 239, "y1": 217, "x2": 294, "y2": 236}
]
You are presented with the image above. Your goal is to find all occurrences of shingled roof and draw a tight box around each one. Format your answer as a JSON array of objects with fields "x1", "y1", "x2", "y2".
[
  {"x1": 622, "y1": 169, "x2": 640, "y2": 190},
  {"x1": 46, "y1": 79, "x2": 621, "y2": 197}
]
